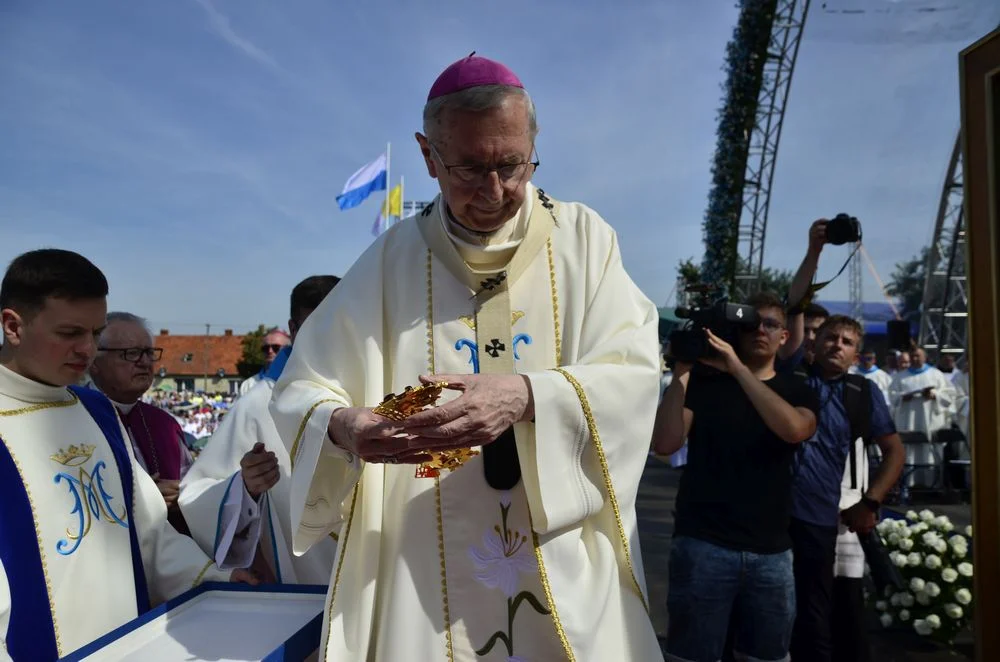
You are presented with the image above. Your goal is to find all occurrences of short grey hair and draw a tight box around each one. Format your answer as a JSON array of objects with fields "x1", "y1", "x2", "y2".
[
  {"x1": 422, "y1": 85, "x2": 538, "y2": 142},
  {"x1": 100, "y1": 311, "x2": 151, "y2": 344}
]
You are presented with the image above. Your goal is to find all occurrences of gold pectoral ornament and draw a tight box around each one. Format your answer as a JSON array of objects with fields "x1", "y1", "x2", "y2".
[{"x1": 372, "y1": 382, "x2": 480, "y2": 478}]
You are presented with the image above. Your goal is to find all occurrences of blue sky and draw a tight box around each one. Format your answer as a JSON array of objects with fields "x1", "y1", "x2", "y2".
[{"x1": 1, "y1": 0, "x2": 997, "y2": 334}]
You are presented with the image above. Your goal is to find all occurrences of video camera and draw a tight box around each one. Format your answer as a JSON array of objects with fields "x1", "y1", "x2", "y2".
[{"x1": 668, "y1": 298, "x2": 761, "y2": 364}]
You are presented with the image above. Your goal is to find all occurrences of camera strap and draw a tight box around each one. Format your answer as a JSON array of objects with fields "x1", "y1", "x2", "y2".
[{"x1": 802, "y1": 242, "x2": 862, "y2": 304}]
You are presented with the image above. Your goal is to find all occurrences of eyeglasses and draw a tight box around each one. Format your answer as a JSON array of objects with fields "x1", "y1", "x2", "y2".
[
  {"x1": 741, "y1": 318, "x2": 785, "y2": 334},
  {"x1": 428, "y1": 142, "x2": 539, "y2": 186},
  {"x1": 100, "y1": 347, "x2": 163, "y2": 363},
  {"x1": 262, "y1": 344, "x2": 285, "y2": 354}
]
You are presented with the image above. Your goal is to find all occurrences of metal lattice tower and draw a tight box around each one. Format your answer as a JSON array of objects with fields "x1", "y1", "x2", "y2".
[
  {"x1": 918, "y1": 134, "x2": 967, "y2": 361},
  {"x1": 732, "y1": 0, "x2": 811, "y2": 299},
  {"x1": 848, "y1": 244, "x2": 863, "y2": 322}
]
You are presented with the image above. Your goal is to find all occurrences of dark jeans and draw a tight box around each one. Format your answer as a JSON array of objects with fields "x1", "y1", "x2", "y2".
[
  {"x1": 789, "y1": 517, "x2": 838, "y2": 662},
  {"x1": 665, "y1": 536, "x2": 795, "y2": 662},
  {"x1": 832, "y1": 577, "x2": 871, "y2": 662}
]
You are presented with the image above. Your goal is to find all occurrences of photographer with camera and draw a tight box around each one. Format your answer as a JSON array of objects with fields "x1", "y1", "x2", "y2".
[
  {"x1": 788, "y1": 315, "x2": 904, "y2": 662},
  {"x1": 778, "y1": 215, "x2": 860, "y2": 371},
  {"x1": 652, "y1": 292, "x2": 818, "y2": 662}
]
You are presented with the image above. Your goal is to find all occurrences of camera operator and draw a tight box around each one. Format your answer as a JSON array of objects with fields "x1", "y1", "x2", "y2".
[
  {"x1": 788, "y1": 316, "x2": 905, "y2": 662},
  {"x1": 652, "y1": 292, "x2": 818, "y2": 662}
]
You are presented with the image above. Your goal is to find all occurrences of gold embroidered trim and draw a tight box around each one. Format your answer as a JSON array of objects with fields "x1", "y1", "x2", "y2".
[
  {"x1": 530, "y1": 523, "x2": 575, "y2": 661},
  {"x1": 425, "y1": 261, "x2": 455, "y2": 661},
  {"x1": 323, "y1": 484, "x2": 359, "y2": 655},
  {"x1": 426, "y1": 248, "x2": 435, "y2": 375},
  {"x1": 546, "y1": 239, "x2": 561, "y2": 364},
  {"x1": 0, "y1": 435, "x2": 62, "y2": 653},
  {"x1": 0, "y1": 392, "x2": 79, "y2": 417},
  {"x1": 289, "y1": 399, "x2": 339, "y2": 469},
  {"x1": 193, "y1": 559, "x2": 214, "y2": 587},
  {"x1": 554, "y1": 368, "x2": 649, "y2": 613},
  {"x1": 434, "y1": 476, "x2": 455, "y2": 661}
]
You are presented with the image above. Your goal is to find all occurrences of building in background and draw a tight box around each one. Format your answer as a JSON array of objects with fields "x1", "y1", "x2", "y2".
[{"x1": 153, "y1": 328, "x2": 244, "y2": 394}]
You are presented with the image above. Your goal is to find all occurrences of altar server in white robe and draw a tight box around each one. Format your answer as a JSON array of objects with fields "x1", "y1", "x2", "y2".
[
  {"x1": 849, "y1": 348, "x2": 892, "y2": 405},
  {"x1": 889, "y1": 348, "x2": 957, "y2": 436},
  {"x1": 271, "y1": 54, "x2": 663, "y2": 662},
  {"x1": 180, "y1": 275, "x2": 340, "y2": 585},
  {"x1": 0, "y1": 249, "x2": 255, "y2": 662}
]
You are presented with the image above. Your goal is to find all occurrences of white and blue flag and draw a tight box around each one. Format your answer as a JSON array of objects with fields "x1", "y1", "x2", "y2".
[{"x1": 336, "y1": 153, "x2": 387, "y2": 210}]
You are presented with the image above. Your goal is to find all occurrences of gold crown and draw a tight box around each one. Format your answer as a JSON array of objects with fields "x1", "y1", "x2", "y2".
[
  {"x1": 50, "y1": 444, "x2": 96, "y2": 467},
  {"x1": 373, "y1": 382, "x2": 449, "y2": 421}
]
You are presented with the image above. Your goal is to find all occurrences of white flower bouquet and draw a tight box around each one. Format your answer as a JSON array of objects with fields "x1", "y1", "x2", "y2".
[{"x1": 871, "y1": 509, "x2": 974, "y2": 645}]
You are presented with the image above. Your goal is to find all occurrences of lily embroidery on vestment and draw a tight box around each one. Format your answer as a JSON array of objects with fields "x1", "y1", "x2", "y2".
[{"x1": 469, "y1": 491, "x2": 550, "y2": 658}]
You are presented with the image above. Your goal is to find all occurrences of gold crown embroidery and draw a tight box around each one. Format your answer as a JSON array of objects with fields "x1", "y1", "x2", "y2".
[
  {"x1": 372, "y1": 382, "x2": 480, "y2": 477},
  {"x1": 50, "y1": 444, "x2": 96, "y2": 467},
  {"x1": 458, "y1": 310, "x2": 525, "y2": 331}
]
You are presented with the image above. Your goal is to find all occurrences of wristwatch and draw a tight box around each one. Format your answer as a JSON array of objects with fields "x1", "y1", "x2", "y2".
[{"x1": 860, "y1": 495, "x2": 881, "y2": 512}]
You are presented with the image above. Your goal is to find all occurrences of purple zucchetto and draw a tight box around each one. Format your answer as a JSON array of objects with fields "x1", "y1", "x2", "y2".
[{"x1": 427, "y1": 52, "x2": 523, "y2": 101}]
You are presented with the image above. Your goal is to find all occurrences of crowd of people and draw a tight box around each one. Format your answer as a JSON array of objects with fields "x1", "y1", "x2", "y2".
[
  {"x1": 143, "y1": 390, "x2": 235, "y2": 443},
  {"x1": 0, "y1": 53, "x2": 972, "y2": 662}
]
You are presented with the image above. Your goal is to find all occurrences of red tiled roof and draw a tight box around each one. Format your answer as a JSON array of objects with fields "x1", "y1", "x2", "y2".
[{"x1": 154, "y1": 330, "x2": 244, "y2": 377}]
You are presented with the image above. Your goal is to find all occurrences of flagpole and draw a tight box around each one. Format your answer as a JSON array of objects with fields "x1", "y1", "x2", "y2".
[{"x1": 384, "y1": 142, "x2": 391, "y2": 225}]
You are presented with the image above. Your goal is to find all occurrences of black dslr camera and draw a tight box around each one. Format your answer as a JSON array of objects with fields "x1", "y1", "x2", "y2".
[
  {"x1": 826, "y1": 213, "x2": 862, "y2": 245},
  {"x1": 668, "y1": 299, "x2": 761, "y2": 364}
]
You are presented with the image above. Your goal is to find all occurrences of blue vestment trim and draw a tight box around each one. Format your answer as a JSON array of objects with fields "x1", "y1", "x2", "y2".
[
  {"x1": 263, "y1": 345, "x2": 292, "y2": 381},
  {"x1": 70, "y1": 386, "x2": 151, "y2": 616},
  {"x1": 265, "y1": 493, "x2": 284, "y2": 583},
  {"x1": 0, "y1": 436, "x2": 60, "y2": 660},
  {"x1": 213, "y1": 472, "x2": 239, "y2": 558}
]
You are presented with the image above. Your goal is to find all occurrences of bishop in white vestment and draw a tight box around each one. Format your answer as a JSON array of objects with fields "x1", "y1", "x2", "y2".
[{"x1": 271, "y1": 55, "x2": 663, "y2": 662}]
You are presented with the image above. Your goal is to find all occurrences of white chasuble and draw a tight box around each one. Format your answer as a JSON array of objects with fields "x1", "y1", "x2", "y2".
[
  {"x1": 271, "y1": 184, "x2": 664, "y2": 662},
  {"x1": 179, "y1": 378, "x2": 336, "y2": 585},
  {"x1": 0, "y1": 366, "x2": 228, "y2": 661}
]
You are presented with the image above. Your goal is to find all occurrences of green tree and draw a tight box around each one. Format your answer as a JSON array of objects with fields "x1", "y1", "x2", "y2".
[
  {"x1": 677, "y1": 257, "x2": 792, "y2": 304},
  {"x1": 236, "y1": 324, "x2": 270, "y2": 378},
  {"x1": 887, "y1": 246, "x2": 941, "y2": 321}
]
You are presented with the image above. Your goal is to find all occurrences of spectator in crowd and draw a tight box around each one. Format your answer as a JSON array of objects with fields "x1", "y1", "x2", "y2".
[{"x1": 788, "y1": 315, "x2": 904, "y2": 662}]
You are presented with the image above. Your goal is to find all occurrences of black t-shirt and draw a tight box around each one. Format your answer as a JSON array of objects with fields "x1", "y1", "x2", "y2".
[{"x1": 674, "y1": 369, "x2": 819, "y2": 554}]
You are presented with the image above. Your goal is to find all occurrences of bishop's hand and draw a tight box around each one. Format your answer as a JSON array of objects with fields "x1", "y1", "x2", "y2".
[
  {"x1": 401, "y1": 374, "x2": 534, "y2": 451},
  {"x1": 327, "y1": 407, "x2": 432, "y2": 465}
]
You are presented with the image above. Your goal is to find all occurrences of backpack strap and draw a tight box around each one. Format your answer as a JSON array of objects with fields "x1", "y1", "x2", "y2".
[{"x1": 842, "y1": 374, "x2": 872, "y2": 490}]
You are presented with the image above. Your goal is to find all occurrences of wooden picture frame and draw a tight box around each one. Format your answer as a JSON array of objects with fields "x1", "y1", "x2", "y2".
[{"x1": 959, "y1": 24, "x2": 1000, "y2": 662}]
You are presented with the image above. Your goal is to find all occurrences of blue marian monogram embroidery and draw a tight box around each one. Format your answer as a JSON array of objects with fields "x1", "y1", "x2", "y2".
[
  {"x1": 50, "y1": 444, "x2": 128, "y2": 555},
  {"x1": 469, "y1": 492, "x2": 550, "y2": 659}
]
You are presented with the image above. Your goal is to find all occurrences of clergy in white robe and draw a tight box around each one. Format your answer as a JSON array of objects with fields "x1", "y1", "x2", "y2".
[
  {"x1": 270, "y1": 54, "x2": 663, "y2": 662},
  {"x1": 0, "y1": 248, "x2": 249, "y2": 662},
  {"x1": 889, "y1": 350, "x2": 957, "y2": 436},
  {"x1": 239, "y1": 329, "x2": 290, "y2": 397},
  {"x1": 180, "y1": 276, "x2": 340, "y2": 585},
  {"x1": 889, "y1": 350, "x2": 957, "y2": 489}
]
